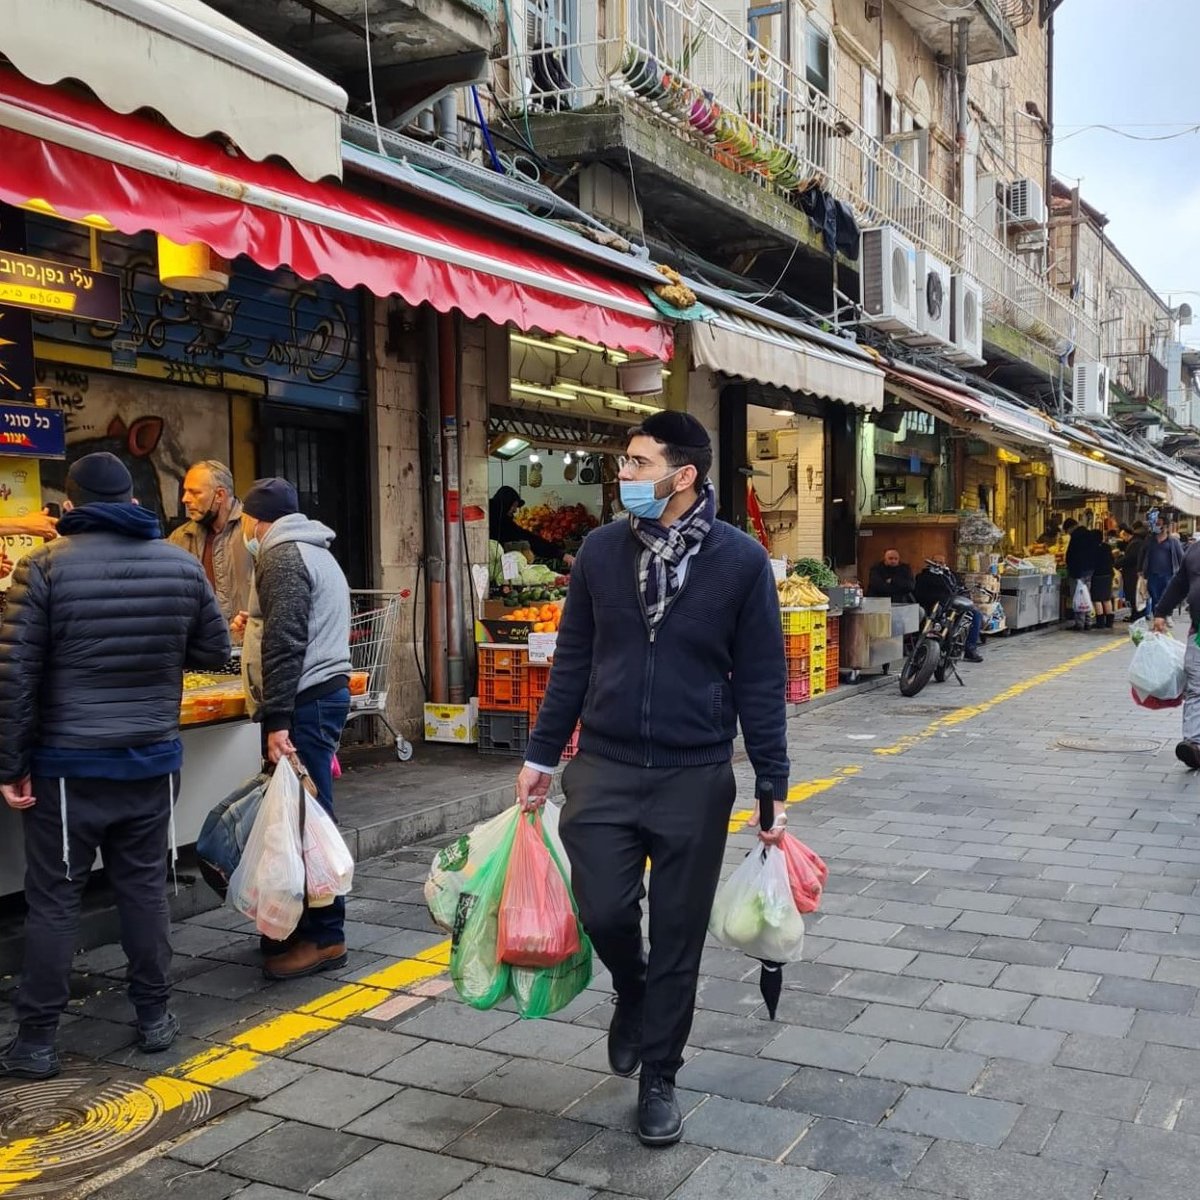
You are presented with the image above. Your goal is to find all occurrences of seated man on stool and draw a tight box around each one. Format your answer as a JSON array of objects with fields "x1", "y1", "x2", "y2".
[{"x1": 915, "y1": 556, "x2": 984, "y2": 663}]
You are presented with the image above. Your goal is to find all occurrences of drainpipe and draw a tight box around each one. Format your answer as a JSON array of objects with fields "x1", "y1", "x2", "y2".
[
  {"x1": 955, "y1": 18, "x2": 969, "y2": 211},
  {"x1": 436, "y1": 94, "x2": 459, "y2": 154},
  {"x1": 421, "y1": 310, "x2": 448, "y2": 703},
  {"x1": 439, "y1": 312, "x2": 466, "y2": 704},
  {"x1": 1044, "y1": 6, "x2": 1056, "y2": 204}
]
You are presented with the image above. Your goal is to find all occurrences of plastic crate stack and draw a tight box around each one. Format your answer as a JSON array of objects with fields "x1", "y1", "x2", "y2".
[
  {"x1": 477, "y1": 645, "x2": 530, "y2": 757},
  {"x1": 825, "y1": 615, "x2": 841, "y2": 693},
  {"x1": 525, "y1": 661, "x2": 580, "y2": 761},
  {"x1": 780, "y1": 607, "x2": 833, "y2": 704}
]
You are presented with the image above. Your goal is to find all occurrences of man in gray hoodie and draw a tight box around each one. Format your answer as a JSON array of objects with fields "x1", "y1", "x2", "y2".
[{"x1": 237, "y1": 478, "x2": 352, "y2": 979}]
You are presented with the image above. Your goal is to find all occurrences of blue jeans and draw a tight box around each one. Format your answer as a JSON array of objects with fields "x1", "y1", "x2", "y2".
[
  {"x1": 289, "y1": 687, "x2": 351, "y2": 947},
  {"x1": 966, "y1": 610, "x2": 983, "y2": 652},
  {"x1": 1148, "y1": 573, "x2": 1173, "y2": 619}
]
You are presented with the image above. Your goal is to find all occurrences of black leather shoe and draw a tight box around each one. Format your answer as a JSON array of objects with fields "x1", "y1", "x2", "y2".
[
  {"x1": 964, "y1": 649, "x2": 984, "y2": 663},
  {"x1": 1176, "y1": 741, "x2": 1200, "y2": 771},
  {"x1": 638, "y1": 1071, "x2": 682, "y2": 1146},
  {"x1": 137, "y1": 1011, "x2": 180, "y2": 1054},
  {"x1": 0, "y1": 1037, "x2": 60, "y2": 1079},
  {"x1": 607, "y1": 998, "x2": 642, "y2": 1078}
]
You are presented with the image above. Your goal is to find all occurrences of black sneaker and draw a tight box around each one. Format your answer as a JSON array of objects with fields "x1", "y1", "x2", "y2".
[
  {"x1": 607, "y1": 997, "x2": 642, "y2": 1078},
  {"x1": 137, "y1": 1011, "x2": 180, "y2": 1053},
  {"x1": 1176, "y1": 741, "x2": 1200, "y2": 771},
  {"x1": 0, "y1": 1037, "x2": 60, "y2": 1079},
  {"x1": 637, "y1": 1071, "x2": 682, "y2": 1146}
]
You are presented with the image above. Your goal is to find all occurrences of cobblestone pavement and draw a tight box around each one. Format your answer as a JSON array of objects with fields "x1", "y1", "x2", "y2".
[{"x1": 8, "y1": 625, "x2": 1200, "y2": 1200}]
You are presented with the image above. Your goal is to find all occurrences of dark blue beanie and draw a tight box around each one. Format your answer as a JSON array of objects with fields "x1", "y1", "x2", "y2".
[{"x1": 242, "y1": 477, "x2": 299, "y2": 522}]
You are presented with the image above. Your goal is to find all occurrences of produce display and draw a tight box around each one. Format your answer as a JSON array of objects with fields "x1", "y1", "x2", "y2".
[
  {"x1": 504, "y1": 604, "x2": 562, "y2": 632},
  {"x1": 777, "y1": 575, "x2": 830, "y2": 606},
  {"x1": 791, "y1": 558, "x2": 839, "y2": 587},
  {"x1": 488, "y1": 541, "x2": 569, "y2": 601},
  {"x1": 519, "y1": 504, "x2": 598, "y2": 544}
]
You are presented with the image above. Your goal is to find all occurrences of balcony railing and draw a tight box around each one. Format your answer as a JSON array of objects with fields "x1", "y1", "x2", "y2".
[{"x1": 499, "y1": 0, "x2": 1099, "y2": 362}]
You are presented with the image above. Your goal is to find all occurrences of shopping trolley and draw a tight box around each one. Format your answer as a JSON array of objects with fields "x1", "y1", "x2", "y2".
[{"x1": 343, "y1": 589, "x2": 414, "y2": 762}]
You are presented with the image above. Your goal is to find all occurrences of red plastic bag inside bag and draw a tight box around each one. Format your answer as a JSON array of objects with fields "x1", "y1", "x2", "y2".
[
  {"x1": 1131, "y1": 686, "x2": 1183, "y2": 710},
  {"x1": 497, "y1": 812, "x2": 581, "y2": 968},
  {"x1": 780, "y1": 832, "x2": 828, "y2": 914}
]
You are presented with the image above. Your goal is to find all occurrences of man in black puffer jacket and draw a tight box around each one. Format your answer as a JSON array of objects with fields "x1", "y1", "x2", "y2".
[{"x1": 0, "y1": 452, "x2": 228, "y2": 1079}]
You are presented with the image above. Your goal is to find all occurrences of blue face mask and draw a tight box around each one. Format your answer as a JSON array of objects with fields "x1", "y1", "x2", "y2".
[
  {"x1": 620, "y1": 468, "x2": 682, "y2": 520},
  {"x1": 243, "y1": 528, "x2": 260, "y2": 558}
]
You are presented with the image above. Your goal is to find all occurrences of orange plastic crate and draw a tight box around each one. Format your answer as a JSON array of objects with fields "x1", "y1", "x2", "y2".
[
  {"x1": 783, "y1": 633, "x2": 812, "y2": 658},
  {"x1": 561, "y1": 725, "x2": 581, "y2": 760},
  {"x1": 527, "y1": 664, "x2": 552, "y2": 717},
  {"x1": 785, "y1": 654, "x2": 810, "y2": 681},
  {"x1": 478, "y1": 645, "x2": 528, "y2": 712}
]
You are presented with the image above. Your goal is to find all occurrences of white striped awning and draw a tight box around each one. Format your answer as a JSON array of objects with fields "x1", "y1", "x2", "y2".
[
  {"x1": 1052, "y1": 449, "x2": 1123, "y2": 495},
  {"x1": 1168, "y1": 477, "x2": 1200, "y2": 517}
]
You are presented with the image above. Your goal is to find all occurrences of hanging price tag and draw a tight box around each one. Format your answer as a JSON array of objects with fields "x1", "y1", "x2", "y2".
[
  {"x1": 527, "y1": 632, "x2": 558, "y2": 664},
  {"x1": 770, "y1": 558, "x2": 788, "y2": 582},
  {"x1": 501, "y1": 552, "x2": 523, "y2": 582}
]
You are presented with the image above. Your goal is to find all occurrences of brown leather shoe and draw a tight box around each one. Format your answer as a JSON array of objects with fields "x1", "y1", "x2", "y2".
[{"x1": 262, "y1": 941, "x2": 348, "y2": 980}]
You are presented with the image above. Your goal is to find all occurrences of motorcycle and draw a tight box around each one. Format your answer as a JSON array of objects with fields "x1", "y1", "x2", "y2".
[{"x1": 898, "y1": 561, "x2": 977, "y2": 698}]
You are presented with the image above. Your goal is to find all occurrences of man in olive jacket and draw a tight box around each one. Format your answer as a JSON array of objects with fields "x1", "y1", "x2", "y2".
[{"x1": 0, "y1": 453, "x2": 228, "y2": 1079}]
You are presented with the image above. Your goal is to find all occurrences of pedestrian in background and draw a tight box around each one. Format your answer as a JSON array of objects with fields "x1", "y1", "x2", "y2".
[
  {"x1": 1063, "y1": 518, "x2": 1093, "y2": 630},
  {"x1": 1090, "y1": 530, "x2": 1116, "y2": 630},
  {"x1": 1119, "y1": 523, "x2": 1148, "y2": 621},
  {"x1": 237, "y1": 478, "x2": 353, "y2": 980},
  {"x1": 515, "y1": 411, "x2": 790, "y2": 1147},
  {"x1": 169, "y1": 459, "x2": 253, "y2": 637},
  {"x1": 1153, "y1": 541, "x2": 1200, "y2": 769},
  {"x1": 0, "y1": 453, "x2": 229, "y2": 1078},
  {"x1": 1141, "y1": 519, "x2": 1184, "y2": 622}
]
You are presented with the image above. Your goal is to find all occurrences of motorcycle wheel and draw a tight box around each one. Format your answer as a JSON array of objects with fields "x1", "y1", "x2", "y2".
[
  {"x1": 935, "y1": 622, "x2": 969, "y2": 683},
  {"x1": 899, "y1": 636, "x2": 940, "y2": 697}
]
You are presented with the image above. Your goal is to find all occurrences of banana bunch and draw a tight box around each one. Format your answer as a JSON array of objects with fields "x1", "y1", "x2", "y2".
[{"x1": 777, "y1": 576, "x2": 828, "y2": 606}]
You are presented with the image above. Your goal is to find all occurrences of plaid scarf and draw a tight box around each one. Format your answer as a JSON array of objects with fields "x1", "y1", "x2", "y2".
[{"x1": 629, "y1": 483, "x2": 716, "y2": 628}]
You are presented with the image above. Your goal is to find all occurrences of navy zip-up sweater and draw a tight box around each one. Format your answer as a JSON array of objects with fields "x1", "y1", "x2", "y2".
[{"x1": 525, "y1": 517, "x2": 790, "y2": 797}]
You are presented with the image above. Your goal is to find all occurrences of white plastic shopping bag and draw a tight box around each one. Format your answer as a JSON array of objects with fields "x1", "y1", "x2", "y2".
[
  {"x1": 302, "y1": 793, "x2": 355, "y2": 907},
  {"x1": 1128, "y1": 632, "x2": 1187, "y2": 703},
  {"x1": 425, "y1": 805, "x2": 522, "y2": 931},
  {"x1": 227, "y1": 757, "x2": 305, "y2": 940},
  {"x1": 708, "y1": 844, "x2": 805, "y2": 963},
  {"x1": 1073, "y1": 579, "x2": 1093, "y2": 616}
]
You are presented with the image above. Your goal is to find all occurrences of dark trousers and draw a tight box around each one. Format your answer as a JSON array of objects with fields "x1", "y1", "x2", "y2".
[
  {"x1": 1149, "y1": 572, "x2": 1173, "y2": 619},
  {"x1": 965, "y1": 610, "x2": 983, "y2": 651},
  {"x1": 17, "y1": 773, "x2": 177, "y2": 1040},
  {"x1": 289, "y1": 687, "x2": 351, "y2": 948},
  {"x1": 558, "y1": 752, "x2": 736, "y2": 1078}
]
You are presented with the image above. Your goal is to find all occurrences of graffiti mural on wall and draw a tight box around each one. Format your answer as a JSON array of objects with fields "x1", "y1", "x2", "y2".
[
  {"x1": 27, "y1": 223, "x2": 364, "y2": 412},
  {"x1": 35, "y1": 366, "x2": 231, "y2": 526}
]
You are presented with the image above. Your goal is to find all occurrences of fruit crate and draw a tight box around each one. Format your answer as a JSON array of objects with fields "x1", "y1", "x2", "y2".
[
  {"x1": 811, "y1": 674, "x2": 828, "y2": 697},
  {"x1": 827, "y1": 616, "x2": 840, "y2": 646},
  {"x1": 785, "y1": 654, "x2": 810, "y2": 681},
  {"x1": 824, "y1": 667, "x2": 840, "y2": 691},
  {"x1": 780, "y1": 607, "x2": 819, "y2": 635},
  {"x1": 478, "y1": 645, "x2": 529, "y2": 712},
  {"x1": 810, "y1": 647, "x2": 827, "y2": 672},
  {"x1": 527, "y1": 664, "x2": 552, "y2": 718},
  {"x1": 785, "y1": 677, "x2": 811, "y2": 705},
  {"x1": 783, "y1": 633, "x2": 812, "y2": 658},
  {"x1": 477, "y1": 709, "x2": 530, "y2": 757}
]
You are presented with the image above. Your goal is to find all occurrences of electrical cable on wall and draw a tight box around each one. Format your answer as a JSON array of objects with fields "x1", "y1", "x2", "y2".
[
  {"x1": 471, "y1": 86, "x2": 505, "y2": 173},
  {"x1": 361, "y1": 1, "x2": 385, "y2": 156}
]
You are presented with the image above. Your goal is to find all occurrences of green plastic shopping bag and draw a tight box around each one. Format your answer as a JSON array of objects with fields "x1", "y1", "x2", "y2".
[{"x1": 449, "y1": 807, "x2": 520, "y2": 1010}]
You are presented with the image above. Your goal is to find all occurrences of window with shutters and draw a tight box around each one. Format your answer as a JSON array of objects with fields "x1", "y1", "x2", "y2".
[{"x1": 526, "y1": 0, "x2": 580, "y2": 105}]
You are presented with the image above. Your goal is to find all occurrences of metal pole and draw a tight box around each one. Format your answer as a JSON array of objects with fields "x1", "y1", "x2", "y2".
[
  {"x1": 439, "y1": 312, "x2": 466, "y2": 704},
  {"x1": 955, "y1": 18, "x2": 969, "y2": 210},
  {"x1": 422, "y1": 310, "x2": 448, "y2": 702}
]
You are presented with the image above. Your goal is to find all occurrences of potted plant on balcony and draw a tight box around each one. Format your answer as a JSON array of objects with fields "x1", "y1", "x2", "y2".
[{"x1": 620, "y1": 47, "x2": 670, "y2": 101}]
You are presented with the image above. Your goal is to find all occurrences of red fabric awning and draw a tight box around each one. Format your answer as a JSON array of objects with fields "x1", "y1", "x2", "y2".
[{"x1": 0, "y1": 70, "x2": 673, "y2": 361}]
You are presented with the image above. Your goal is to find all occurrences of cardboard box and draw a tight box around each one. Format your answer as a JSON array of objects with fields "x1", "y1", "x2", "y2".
[{"x1": 423, "y1": 699, "x2": 479, "y2": 744}]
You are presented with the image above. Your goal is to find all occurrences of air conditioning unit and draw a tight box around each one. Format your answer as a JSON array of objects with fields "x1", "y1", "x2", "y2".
[
  {"x1": 860, "y1": 227, "x2": 920, "y2": 336},
  {"x1": 900, "y1": 251, "x2": 953, "y2": 348},
  {"x1": 948, "y1": 274, "x2": 985, "y2": 366},
  {"x1": 1144, "y1": 422, "x2": 1165, "y2": 446},
  {"x1": 1072, "y1": 360, "x2": 1110, "y2": 419},
  {"x1": 1005, "y1": 178, "x2": 1047, "y2": 229}
]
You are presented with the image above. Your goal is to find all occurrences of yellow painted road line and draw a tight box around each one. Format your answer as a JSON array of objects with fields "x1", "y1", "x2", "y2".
[{"x1": 728, "y1": 639, "x2": 1122, "y2": 833}]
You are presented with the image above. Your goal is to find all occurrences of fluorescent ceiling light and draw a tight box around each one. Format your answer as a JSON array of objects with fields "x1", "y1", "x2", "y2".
[
  {"x1": 511, "y1": 380, "x2": 575, "y2": 401},
  {"x1": 493, "y1": 436, "x2": 529, "y2": 460},
  {"x1": 549, "y1": 334, "x2": 631, "y2": 364},
  {"x1": 773, "y1": 410, "x2": 792, "y2": 417},
  {"x1": 605, "y1": 396, "x2": 663, "y2": 415},
  {"x1": 555, "y1": 379, "x2": 629, "y2": 403}
]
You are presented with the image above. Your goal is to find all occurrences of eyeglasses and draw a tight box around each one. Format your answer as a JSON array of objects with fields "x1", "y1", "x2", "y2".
[{"x1": 616, "y1": 454, "x2": 657, "y2": 473}]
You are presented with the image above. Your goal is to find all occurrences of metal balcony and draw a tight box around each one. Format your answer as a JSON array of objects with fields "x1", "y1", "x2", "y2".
[
  {"x1": 899, "y1": 0, "x2": 1027, "y2": 66},
  {"x1": 497, "y1": 0, "x2": 1097, "y2": 364}
]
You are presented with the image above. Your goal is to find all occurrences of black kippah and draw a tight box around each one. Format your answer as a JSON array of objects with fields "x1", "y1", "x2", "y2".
[{"x1": 640, "y1": 410, "x2": 711, "y2": 449}]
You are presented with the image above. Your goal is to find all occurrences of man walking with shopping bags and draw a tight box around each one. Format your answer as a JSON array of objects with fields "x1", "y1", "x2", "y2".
[
  {"x1": 0, "y1": 453, "x2": 229, "y2": 1078},
  {"x1": 516, "y1": 412, "x2": 790, "y2": 1146},
  {"x1": 237, "y1": 478, "x2": 353, "y2": 979}
]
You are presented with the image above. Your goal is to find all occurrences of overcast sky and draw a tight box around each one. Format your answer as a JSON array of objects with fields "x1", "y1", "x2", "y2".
[{"x1": 1052, "y1": 0, "x2": 1200, "y2": 346}]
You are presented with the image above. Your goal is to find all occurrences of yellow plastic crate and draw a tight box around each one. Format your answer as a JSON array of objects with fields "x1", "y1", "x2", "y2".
[
  {"x1": 780, "y1": 607, "x2": 816, "y2": 635},
  {"x1": 811, "y1": 675, "x2": 828, "y2": 696}
]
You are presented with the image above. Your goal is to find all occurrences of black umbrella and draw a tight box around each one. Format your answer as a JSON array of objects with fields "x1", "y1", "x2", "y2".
[{"x1": 756, "y1": 781, "x2": 784, "y2": 1020}]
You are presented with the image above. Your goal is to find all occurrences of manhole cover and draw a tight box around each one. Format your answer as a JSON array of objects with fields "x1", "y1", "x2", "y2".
[
  {"x1": 1055, "y1": 736, "x2": 1163, "y2": 754},
  {"x1": 0, "y1": 1063, "x2": 239, "y2": 1196}
]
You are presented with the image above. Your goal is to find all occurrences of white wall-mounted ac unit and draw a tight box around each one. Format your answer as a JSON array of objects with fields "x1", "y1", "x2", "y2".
[
  {"x1": 860, "y1": 227, "x2": 920, "y2": 336},
  {"x1": 899, "y1": 251, "x2": 953, "y2": 349},
  {"x1": 1144, "y1": 423, "x2": 1165, "y2": 446},
  {"x1": 1072, "y1": 360, "x2": 1110, "y2": 419},
  {"x1": 1005, "y1": 178, "x2": 1047, "y2": 229},
  {"x1": 948, "y1": 274, "x2": 985, "y2": 366}
]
